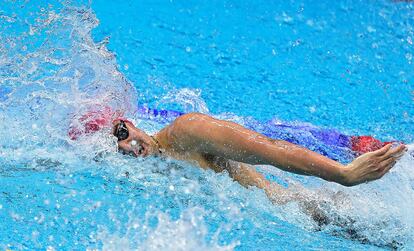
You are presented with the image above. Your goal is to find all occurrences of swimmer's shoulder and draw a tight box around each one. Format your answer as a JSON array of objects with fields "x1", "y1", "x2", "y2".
[
  {"x1": 174, "y1": 112, "x2": 212, "y2": 123},
  {"x1": 161, "y1": 112, "x2": 215, "y2": 153},
  {"x1": 169, "y1": 112, "x2": 215, "y2": 133}
]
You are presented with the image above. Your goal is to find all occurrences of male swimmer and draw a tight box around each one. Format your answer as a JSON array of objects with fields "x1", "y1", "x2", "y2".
[{"x1": 70, "y1": 109, "x2": 407, "y2": 206}]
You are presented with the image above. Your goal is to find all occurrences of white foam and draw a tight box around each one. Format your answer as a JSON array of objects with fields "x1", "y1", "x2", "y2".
[{"x1": 96, "y1": 208, "x2": 238, "y2": 251}]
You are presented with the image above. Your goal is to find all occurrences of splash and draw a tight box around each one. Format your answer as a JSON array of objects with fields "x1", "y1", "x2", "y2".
[
  {"x1": 158, "y1": 87, "x2": 209, "y2": 114},
  {"x1": 96, "y1": 207, "x2": 238, "y2": 251},
  {"x1": 0, "y1": 1, "x2": 136, "y2": 165},
  {"x1": 0, "y1": 2, "x2": 240, "y2": 250}
]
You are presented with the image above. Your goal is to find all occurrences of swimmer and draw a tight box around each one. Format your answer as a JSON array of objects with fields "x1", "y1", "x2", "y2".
[
  {"x1": 111, "y1": 113, "x2": 406, "y2": 196},
  {"x1": 70, "y1": 109, "x2": 407, "y2": 205}
]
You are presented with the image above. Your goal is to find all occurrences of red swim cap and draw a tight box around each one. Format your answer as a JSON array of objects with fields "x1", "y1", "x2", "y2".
[{"x1": 68, "y1": 106, "x2": 123, "y2": 140}]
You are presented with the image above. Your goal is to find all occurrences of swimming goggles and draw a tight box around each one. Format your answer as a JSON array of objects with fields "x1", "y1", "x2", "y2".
[{"x1": 114, "y1": 120, "x2": 129, "y2": 141}]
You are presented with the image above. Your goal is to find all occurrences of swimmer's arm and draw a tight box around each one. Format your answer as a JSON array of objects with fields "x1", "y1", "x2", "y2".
[
  {"x1": 210, "y1": 158, "x2": 296, "y2": 205},
  {"x1": 171, "y1": 113, "x2": 406, "y2": 186},
  {"x1": 218, "y1": 159, "x2": 331, "y2": 224}
]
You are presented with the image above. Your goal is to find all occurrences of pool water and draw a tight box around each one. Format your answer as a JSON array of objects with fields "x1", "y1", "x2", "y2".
[{"x1": 0, "y1": 0, "x2": 414, "y2": 250}]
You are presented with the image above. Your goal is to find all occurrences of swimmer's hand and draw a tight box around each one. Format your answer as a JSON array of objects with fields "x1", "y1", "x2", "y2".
[{"x1": 341, "y1": 144, "x2": 407, "y2": 186}]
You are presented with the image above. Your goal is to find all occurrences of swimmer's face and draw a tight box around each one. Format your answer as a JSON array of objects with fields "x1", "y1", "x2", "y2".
[{"x1": 112, "y1": 119, "x2": 157, "y2": 158}]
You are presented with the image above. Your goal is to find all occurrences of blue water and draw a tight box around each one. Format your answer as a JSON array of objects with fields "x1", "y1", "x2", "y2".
[
  {"x1": 1, "y1": 0, "x2": 414, "y2": 250},
  {"x1": 92, "y1": 0, "x2": 414, "y2": 141}
]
